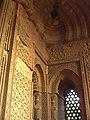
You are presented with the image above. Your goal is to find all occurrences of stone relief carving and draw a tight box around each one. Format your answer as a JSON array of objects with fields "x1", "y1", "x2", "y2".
[
  {"x1": 18, "y1": 22, "x2": 31, "y2": 47},
  {"x1": 10, "y1": 57, "x2": 31, "y2": 120},
  {"x1": 33, "y1": 92, "x2": 40, "y2": 120},
  {"x1": 16, "y1": 38, "x2": 33, "y2": 69},
  {"x1": 0, "y1": 54, "x2": 7, "y2": 106},
  {"x1": 0, "y1": 1, "x2": 18, "y2": 119},
  {"x1": 33, "y1": 72, "x2": 41, "y2": 120},
  {"x1": 48, "y1": 40, "x2": 90, "y2": 118},
  {"x1": 0, "y1": 0, "x2": 17, "y2": 49},
  {"x1": 4, "y1": 11, "x2": 15, "y2": 51},
  {"x1": 41, "y1": 92, "x2": 47, "y2": 120},
  {"x1": 33, "y1": 72, "x2": 39, "y2": 92},
  {"x1": 51, "y1": 94, "x2": 58, "y2": 120},
  {"x1": 86, "y1": 44, "x2": 90, "y2": 95},
  {"x1": 48, "y1": 61, "x2": 80, "y2": 82},
  {"x1": 48, "y1": 41, "x2": 87, "y2": 62},
  {"x1": 48, "y1": 41, "x2": 90, "y2": 90},
  {"x1": 0, "y1": 0, "x2": 9, "y2": 43},
  {"x1": 0, "y1": 0, "x2": 18, "y2": 91},
  {"x1": 10, "y1": 68, "x2": 31, "y2": 120}
]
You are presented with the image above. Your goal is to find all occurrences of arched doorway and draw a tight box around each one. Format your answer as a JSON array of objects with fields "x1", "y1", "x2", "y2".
[{"x1": 49, "y1": 69, "x2": 87, "y2": 120}]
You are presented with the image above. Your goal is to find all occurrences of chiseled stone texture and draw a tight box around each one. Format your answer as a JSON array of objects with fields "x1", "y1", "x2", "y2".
[
  {"x1": 48, "y1": 41, "x2": 87, "y2": 62},
  {"x1": 1, "y1": 0, "x2": 90, "y2": 119},
  {"x1": 18, "y1": 5, "x2": 49, "y2": 61},
  {"x1": 10, "y1": 57, "x2": 32, "y2": 120}
]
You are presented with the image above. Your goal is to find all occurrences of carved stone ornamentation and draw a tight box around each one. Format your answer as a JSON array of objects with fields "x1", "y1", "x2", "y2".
[
  {"x1": 1, "y1": 0, "x2": 90, "y2": 119},
  {"x1": 33, "y1": 92, "x2": 40, "y2": 120},
  {"x1": 48, "y1": 41, "x2": 87, "y2": 63},
  {"x1": 10, "y1": 57, "x2": 31, "y2": 120},
  {"x1": 48, "y1": 61, "x2": 80, "y2": 83},
  {"x1": 16, "y1": 37, "x2": 33, "y2": 69},
  {"x1": 33, "y1": 71, "x2": 41, "y2": 120},
  {"x1": 10, "y1": 70, "x2": 31, "y2": 120},
  {"x1": 85, "y1": 42, "x2": 90, "y2": 100},
  {"x1": 0, "y1": 1, "x2": 18, "y2": 119},
  {"x1": 4, "y1": 12, "x2": 15, "y2": 51},
  {"x1": 51, "y1": 94, "x2": 58, "y2": 120},
  {"x1": 33, "y1": 72, "x2": 39, "y2": 92}
]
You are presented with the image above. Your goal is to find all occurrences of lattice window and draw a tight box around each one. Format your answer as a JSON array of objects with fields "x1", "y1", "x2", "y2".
[{"x1": 65, "y1": 89, "x2": 81, "y2": 120}]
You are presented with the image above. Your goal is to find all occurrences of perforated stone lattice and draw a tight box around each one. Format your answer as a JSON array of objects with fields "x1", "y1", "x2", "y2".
[{"x1": 65, "y1": 89, "x2": 81, "y2": 120}]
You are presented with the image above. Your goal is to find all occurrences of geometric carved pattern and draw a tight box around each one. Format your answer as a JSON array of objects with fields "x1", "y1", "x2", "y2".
[
  {"x1": 17, "y1": 37, "x2": 32, "y2": 68},
  {"x1": 41, "y1": 93, "x2": 47, "y2": 120},
  {"x1": 10, "y1": 58, "x2": 31, "y2": 120},
  {"x1": 65, "y1": 89, "x2": 81, "y2": 120},
  {"x1": 48, "y1": 41, "x2": 87, "y2": 62},
  {"x1": 51, "y1": 94, "x2": 58, "y2": 120}
]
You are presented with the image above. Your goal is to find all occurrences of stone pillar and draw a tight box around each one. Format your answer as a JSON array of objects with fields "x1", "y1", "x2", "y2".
[
  {"x1": 51, "y1": 94, "x2": 58, "y2": 120},
  {"x1": 33, "y1": 71, "x2": 41, "y2": 120},
  {"x1": 33, "y1": 92, "x2": 40, "y2": 120},
  {"x1": 33, "y1": 72, "x2": 39, "y2": 92},
  {"x1": 0, "y1": 0, "x2": 18, "y2": 119},
  {"x1": 80, "y1": 54, "x2": 90, "y2": 120},
  {"x1": 41, "y1": 92, "x2": 47, "y2": 120},
  {"x1": 85, "y1": 42, "x2": 90, "y2": 120},
  {"x1": 58, "y1": 94, "x2": 65, "y2": 120}
]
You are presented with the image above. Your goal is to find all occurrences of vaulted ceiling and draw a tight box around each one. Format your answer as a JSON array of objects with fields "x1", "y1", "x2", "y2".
[{"x1": 18, "y1": 0, "x2": 90, "y2": 45}]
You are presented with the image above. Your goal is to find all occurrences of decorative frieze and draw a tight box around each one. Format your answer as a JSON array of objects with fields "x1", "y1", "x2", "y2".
[{"x1": 48, "y1": 41, "x2": 87, "y2": 63}]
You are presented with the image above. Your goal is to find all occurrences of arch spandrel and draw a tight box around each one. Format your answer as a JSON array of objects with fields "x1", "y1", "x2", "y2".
[
  {"x1": 51, "y1": 69, "x2": 82, "y2": 93},
  {"x1": 49, "y1": 65, "x2": 81, "y2": 93},
  {"x1": 49, "y1": 69, "x2": 87, "y2": 120}
]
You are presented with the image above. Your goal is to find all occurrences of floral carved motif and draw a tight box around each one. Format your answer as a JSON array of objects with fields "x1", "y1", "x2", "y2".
[
  {"x1": 10, "y1": 69, "x2": 31, "y2": 120},
  {"x1": 16, "y1": 38, "x2": 33, "y2": 69},
  {"x1": 10, "y1": 58, "x2": 31, "y2": 120},
  {"x1": 48, "y1": 41, "x2": 88, "y2": 62}
]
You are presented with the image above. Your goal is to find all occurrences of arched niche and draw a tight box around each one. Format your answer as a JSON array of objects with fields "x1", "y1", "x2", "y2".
[
  {"x1": 33, "y1": 64, "x2": 45, "y2": 92},
  {"x1": 49, "y1": 69, "x2": 86, "y2": 120},
  {"x1": 32, "y1": 64, "x2": 45, "y2": 120}
]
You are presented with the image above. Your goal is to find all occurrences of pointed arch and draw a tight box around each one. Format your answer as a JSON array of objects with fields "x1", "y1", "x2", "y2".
[
  {"x1": 49, "y1": 68, "x2": 86, "y2": 120},
  {"x1": 32, "y1": 64, "x2": 45, "y2": 120},
  {"x1": 34, "y1": 64, "x2": 45, "y2": 92}
]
